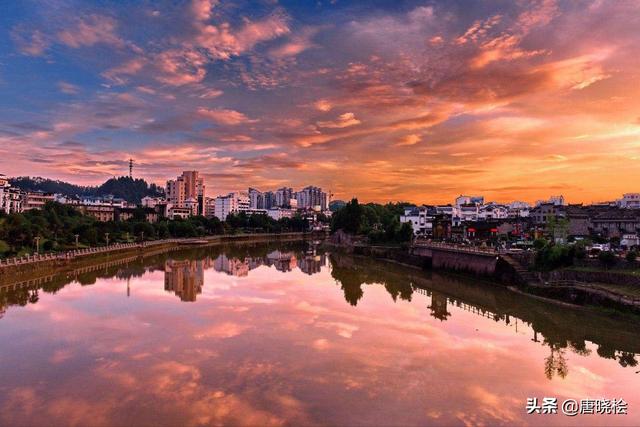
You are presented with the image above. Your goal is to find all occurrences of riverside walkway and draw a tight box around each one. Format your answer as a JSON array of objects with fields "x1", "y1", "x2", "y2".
[
  {"x1": 0, "y1": 240, "x2": 180, "y2": 270},
  {"x1": 0, "y1": 232, "x2": 311, "y2": 272}
]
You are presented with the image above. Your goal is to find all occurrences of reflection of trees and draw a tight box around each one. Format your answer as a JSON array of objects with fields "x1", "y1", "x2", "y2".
[
  {"x1": 617, "y1": 352, "x2": 638, "y2": 368},
  {"x1": 596, "y1": 345, "x2": 639, "y2": 367},
  {"x1": 329, "y1": 262, "x2": 365, "y2": 306},
  {"x1": 569, "y1": 340, "x2": 591, "y2": 357},
  {"x1": 544, "y1": 345, "x2": 568, "y2": 380},
  {"x1": 329, "y1": 253, "x2": 414, "y2": 307}
]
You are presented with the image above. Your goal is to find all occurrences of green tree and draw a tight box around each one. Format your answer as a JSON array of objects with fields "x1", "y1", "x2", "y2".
[{"x1": 598, "y1": 251, "x2": 617, "y2": 269}]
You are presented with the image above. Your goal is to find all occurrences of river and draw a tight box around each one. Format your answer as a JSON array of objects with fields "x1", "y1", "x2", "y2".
[{"x1": 1, "y1": 241, "x2": 639, "y2": 426}]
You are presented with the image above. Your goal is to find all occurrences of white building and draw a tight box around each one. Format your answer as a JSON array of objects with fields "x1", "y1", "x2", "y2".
[
  {"x1": 458, "y1": 204, "x2": 479, "y2": 222},
  {"x1": 213, "y1": 191, "x2": 250, "y2": 220},
  {"x1": 478, "y1": 203, "x2": 509, "y2": 220},
  {"x1": 0, "y1": 175, "x2": 25, "y2": 214},
  {"x1": 455, "y1": 195, "x2": 484, "y2": 207},
  {"x1": 621, "y1": 234, "x2": 639, "y2": 248},
  {"x1": 267, "y1": 208, "x2": 296, "y2": 221},
  {"x1": 80, "y1": 196, "x2": 127, "y2": 208},
  {"x1": 400, "y1": 206, "x2": 435, "y2": 235},
  {"x1": 141, "y1": 196, "x2": 165, "y2": 209},
  {"x1": 507, "y1": 201, "x2": 531, "y2": 218},
  {"x1": 618, "y1": 193, "x2": 640, "y2": 209},
  {"x1": 168, "y1": 206, "x2": 192, "y2": 220},
  {"x1": 535, "y1": 195, "x2": 565, "y2": 207}
]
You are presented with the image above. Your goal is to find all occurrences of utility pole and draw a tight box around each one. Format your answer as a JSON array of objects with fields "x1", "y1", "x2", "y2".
[{"x1": 34, "y1": 236, "x2": 41, "y2": 254}]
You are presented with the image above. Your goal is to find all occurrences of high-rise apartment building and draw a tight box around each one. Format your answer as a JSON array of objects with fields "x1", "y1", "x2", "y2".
[
  {"x1": 295, "y1": 186, "x2": 328, "y2": 211},
  {"x1": 166, "y1": 171, "x2": 206, "y2": 216},
  {"x1": 275, "y1": 187, "x2": 294, "y2": 207},
  {"x1": 248, "y1": 188, "x2": 264, "y2": 209},
  {"x1": 213, "y1": 191, "x2": 250, "y2": 220}
]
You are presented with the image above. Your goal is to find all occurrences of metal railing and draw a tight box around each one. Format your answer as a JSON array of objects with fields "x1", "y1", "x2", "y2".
[
  {"x1": 0, "y1": 241, "x2": 159, "y2": 268},
  {"x1": 412, "y1": 240, "x2": 502, "y2": 256}
]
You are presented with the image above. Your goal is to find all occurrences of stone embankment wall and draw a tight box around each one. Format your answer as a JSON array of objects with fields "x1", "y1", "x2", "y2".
[
  {"x1": 430, "y1": 250, "x2": 498, "y2": 276},
  {"x1": 548, "y1": 269, "x2": 640, "y2": 287}
]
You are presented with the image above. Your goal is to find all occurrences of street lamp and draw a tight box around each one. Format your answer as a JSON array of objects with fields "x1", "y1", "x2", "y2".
[
  {"x1": 105, "y1": 232, "x2": 110, "y2": 247},
  {"x1": 141, "y1": 231, "x2": 144, "y2": 245},
  {"x1": 74, "y1": 234, "x2": 79, "y2": 248},
  {"x1": 34, "y1": 236, "x2": 41, "y2": 254}
]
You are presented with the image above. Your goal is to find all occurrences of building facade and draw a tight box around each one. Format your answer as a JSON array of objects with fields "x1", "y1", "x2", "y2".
[
  {"x1": 295, "y1": 186, "x2": 328, "y2": 211},
  {"x1": 166, "y1": 171, "x2": 205, "y2": 216}
]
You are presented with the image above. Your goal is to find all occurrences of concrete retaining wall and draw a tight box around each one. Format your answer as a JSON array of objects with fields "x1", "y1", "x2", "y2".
[{"x1": 549, "y1": 269, "x2": 640, "y2": 287}]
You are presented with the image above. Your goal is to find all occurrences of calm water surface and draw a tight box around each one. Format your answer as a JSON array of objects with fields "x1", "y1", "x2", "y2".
[{"x1": 1, "y1": 242, "x2": 639, "y2": 426}]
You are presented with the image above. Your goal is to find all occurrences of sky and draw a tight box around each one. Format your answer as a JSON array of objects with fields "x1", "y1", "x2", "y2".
[{"x1": 1, "y1": 0, "x2": 639, "y2": 204}]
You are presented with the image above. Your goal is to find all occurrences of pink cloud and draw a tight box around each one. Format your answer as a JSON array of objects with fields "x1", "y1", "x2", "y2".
[
  {"x1": 191, "y1": 0, "x2": 218, "y2": 22},
  {"x1": 58, "y1": 14, "x2": 126, "y2": 49},
  {"x1": 57, "y1": 81, "x2": 80, "y2": 95},
  {"x1": 11, "y1": 28, "x2": 49, "y2": 56},
  {"x1": 154, "y1": 49, "x2": 207, "y2": 86},
  {"x1": 198, "y1": 108, "x2": 258, "y2": 125},
  {"x1": 102, "y1": 58, "x2": 146, "y2": 84},
  {"x1": 268, "y1": 27, "x2": 319, "y2": 58},
  {"x1": 194, "y1": 7, "x2": 290, "y2": 59}
]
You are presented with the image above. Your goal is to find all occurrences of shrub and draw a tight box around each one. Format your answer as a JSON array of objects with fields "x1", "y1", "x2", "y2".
[
  {"x1": 533, "y1": 238, "x2": 548, "y2": 251},
  {"x1": 574, "y1": 243, "x2": 587, "y2": 260},
  {"x1": 598, "y1": 251, "x2": 617, "y2": 269},
  {"x1": 626, "y1": 250, "x2": 638, "y2": 263},
  {"x1": 534, "y1": 243, "x2": 574, "y2": 271}
]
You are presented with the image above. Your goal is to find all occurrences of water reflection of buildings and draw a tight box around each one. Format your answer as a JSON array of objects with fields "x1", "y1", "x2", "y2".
[
  {"x1": 162, "y1": 249, "x2": 328, "y2": 294},
  {"x1": 426, "y1": 291, "x2": 451, "y2": 321},
  {"x1": 266, "y1": 250, "x2": 298, "y2": 272},
  {"x1": 298, "y1": 248, "x2": 327, "y2": 275},
  {"x1": 164, "y1": 259, "x2": 208, "y2": 302},
  {"x1": 214, "y1": 255, "x2": 252, "y2": 277},
  {"x1": 209, "y1": 251, "x2": 327, "y2": 276}
]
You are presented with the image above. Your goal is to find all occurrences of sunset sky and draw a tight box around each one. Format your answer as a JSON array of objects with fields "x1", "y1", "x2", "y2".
[{"x1": 1, "y1": 0, "x2": 639, "y2": 204}]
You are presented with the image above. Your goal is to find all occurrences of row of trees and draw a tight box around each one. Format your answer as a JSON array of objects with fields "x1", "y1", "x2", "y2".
[
  {"x1": 330, "y1": 198, "x2": 414, "y2": 244},
  {"x1": 0, "y1": 202, "x2": 313, "y2": 258}
]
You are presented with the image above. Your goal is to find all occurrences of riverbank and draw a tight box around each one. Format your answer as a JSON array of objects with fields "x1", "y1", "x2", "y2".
[
  {"x1": 0, "y1": 232, "x2": 320, "y2": 283},
  {"x1": 323, "y1": 237, "x2": 640, "y2": 314}
]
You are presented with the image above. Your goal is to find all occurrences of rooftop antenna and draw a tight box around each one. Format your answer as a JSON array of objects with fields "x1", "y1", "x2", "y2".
[{"x1": 129, "y1": 158, "x2": 134, "y2": 178}]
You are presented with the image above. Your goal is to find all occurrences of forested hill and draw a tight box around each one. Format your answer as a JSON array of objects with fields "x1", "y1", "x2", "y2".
[{"x1": 9, "y1": 176, "x2": 164, "y2": 203}]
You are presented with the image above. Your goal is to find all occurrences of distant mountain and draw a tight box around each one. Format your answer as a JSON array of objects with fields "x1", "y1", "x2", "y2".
[
  {"x1": 9, "y1": 176, "x2": 164, "y2": 204},
  {"x1": 9, "y1": 176, "x2": 91, "y2": 196},
  {"x1": 95, "y1": 176, "x2": 164, "y2": 203}
]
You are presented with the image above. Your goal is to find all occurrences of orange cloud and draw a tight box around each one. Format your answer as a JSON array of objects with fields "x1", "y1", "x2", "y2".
[{"x1": 316, "y1": 112, "x2": 361, "y2": 128}]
